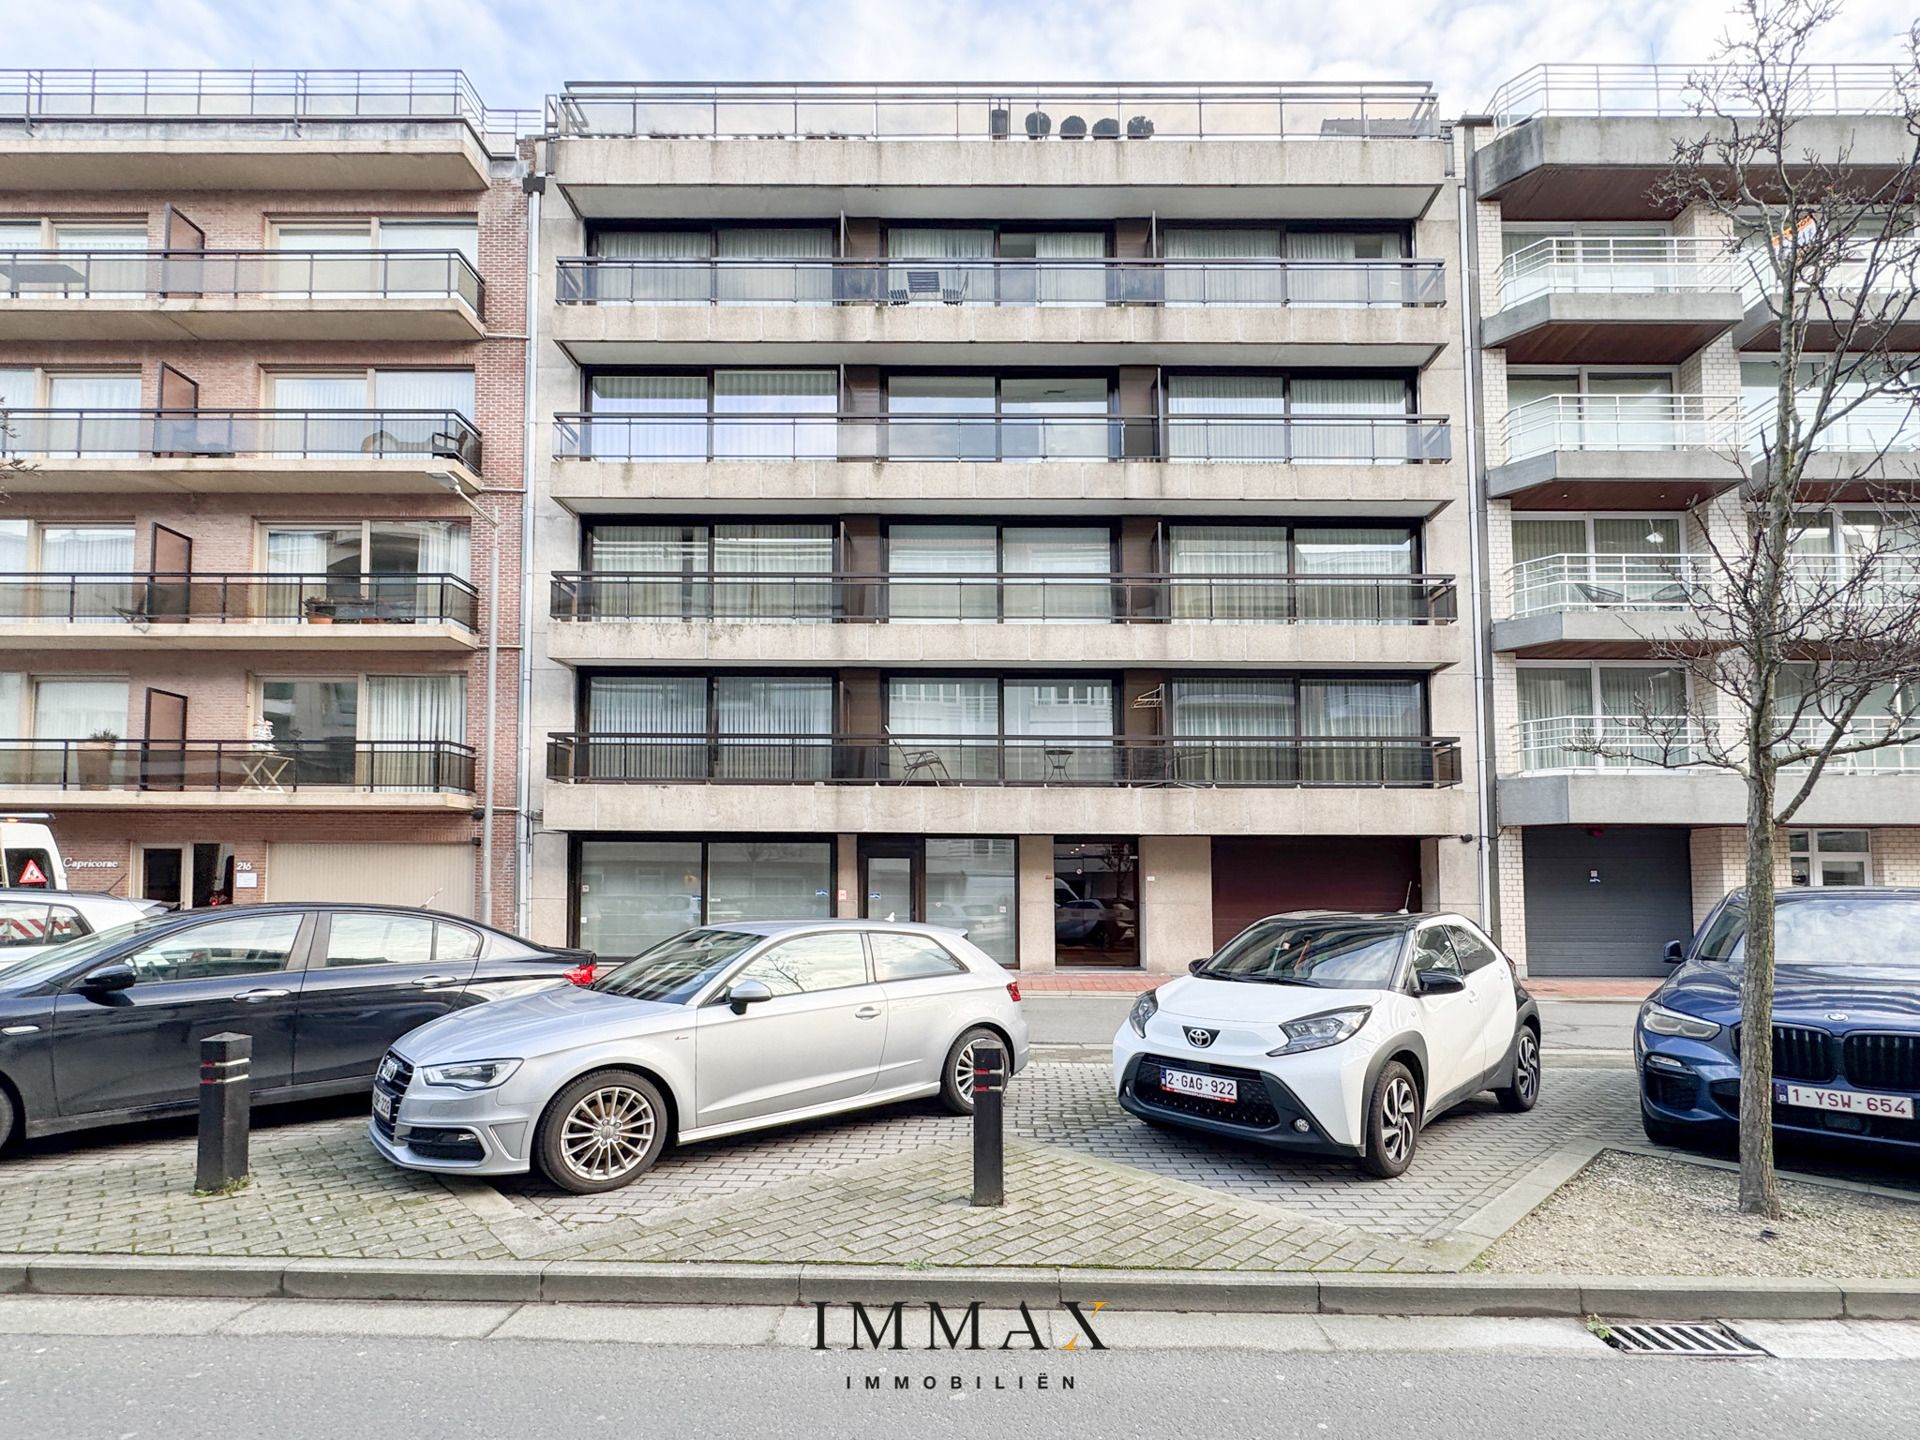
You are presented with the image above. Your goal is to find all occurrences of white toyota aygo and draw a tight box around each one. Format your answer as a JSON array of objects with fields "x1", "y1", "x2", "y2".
[{"x1": 1112, "y1": 910, "x2": 1542, "y2": 1177}]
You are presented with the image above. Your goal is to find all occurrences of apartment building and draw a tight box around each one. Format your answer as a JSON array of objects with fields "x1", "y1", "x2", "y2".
[
  {"x1": 1465, "y1": 64, "x2": 1920, "y2": 976},
  {"x1": 0, "y1": 70, "x2": 529, "y2": 921},
  {"x1": 525, "y1": 82, "x2": 1484, "y2": 971}
]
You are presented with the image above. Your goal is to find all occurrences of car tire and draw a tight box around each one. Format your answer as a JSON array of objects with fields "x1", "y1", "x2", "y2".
[
  {"x1": 1640, "y1": 1107, "x2": 1697, "y2": 1151},
  {"x1": 939, "y1": 1027, "x2": 1000, "y2": 1115},
  {"x1": 1358, "y1": 1061, "x2": 1421, "y2": 1179},
  {"x1": 0, "y1": 1087, "x2": 15, "y2": 1152},
  {"x1": 1494, "y1": 1025, "x2": 1542, "y2": 1113},
  {"x1": 533, "y1": 1069, "x2": 670, "y2": 1195}
]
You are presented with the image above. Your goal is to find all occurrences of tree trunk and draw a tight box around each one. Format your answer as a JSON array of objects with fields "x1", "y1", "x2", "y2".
[{"x1": 1739, "y1": 761, "x2": 1783, "y2": 1219}]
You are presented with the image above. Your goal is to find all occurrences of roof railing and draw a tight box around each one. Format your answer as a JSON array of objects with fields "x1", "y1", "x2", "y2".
[{"x1": 1486, "y1": 62, "x2": 1918, "y2": 128}]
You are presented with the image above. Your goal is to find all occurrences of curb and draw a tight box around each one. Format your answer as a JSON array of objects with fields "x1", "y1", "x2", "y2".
[{"x1": 3, "y1": 1257, "x2": 1911, "y2": 1320}]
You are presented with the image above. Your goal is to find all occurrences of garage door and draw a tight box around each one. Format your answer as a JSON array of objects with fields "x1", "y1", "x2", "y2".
[
  {"x1": 266, "y1": 842, "x2": 476, "y2": 917},
  {"x1": 1210, "y1": 837, "x2": 1421, "y2": 948},
  {"x1": 1521, "y1": 826, "x2": 1691, "y2": 977}
]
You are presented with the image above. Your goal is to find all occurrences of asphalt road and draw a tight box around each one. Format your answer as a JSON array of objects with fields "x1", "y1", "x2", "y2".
[{"x1": 0, "y1": 1310, "x2": 1913, "y2": 1440}]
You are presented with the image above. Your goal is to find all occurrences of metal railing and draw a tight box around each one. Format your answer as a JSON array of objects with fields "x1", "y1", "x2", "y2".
[
  {"x1": 1497, "y1": 236, "x2": 1743, "y2": 307},
  {"x1": 555, "y1": 256, "x2": 1444, "y2": 308},
  {"x1": 0, "y1": 738, "x2": 477, "y2": 794},
  {"x1": 0, "y1": 249, "x2": 482, "y2": 309},
  {"x1": 1501, "y1": 394, "x2": 1741, "y2": 460},
  {"x1": 0, "y1": 408, "x2": 482, "y2": 470},
  {"x1": 552, "y1": 412, "x2": 1451, "y2": 465},
  {"x1": 550, "y1": 571, "x2": 1457, "y2": 625},
  {"x1": 546, "y1": 81, "x2": 1442, "y2": 141},
  {"x1": 1487, "y1": 63, "x2": 1917, "y2": 126},
  {"x1": 1746, "y1": 398, "x2": 1920, "y2": 454},
  {"x1": 0, "y1": 69, "x2": 532, "y2": 153},
  {"x1": 0, "y1": 572, "x2": 477, "y2": 630},
  {"x1": 1516, "y1": 714, "x2": 1920, "y2": 774},
  {"x1": 547, "y1": 731, "x2": 1461, "y2": 788},
  {"x1": 1508, "y1": 552, "x2": 1920, "y2": 618}
]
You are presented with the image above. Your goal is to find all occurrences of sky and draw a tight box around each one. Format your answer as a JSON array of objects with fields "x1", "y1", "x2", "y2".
[{"x1": 5, "y1": 0, "x2": 1916, "y2": 115}]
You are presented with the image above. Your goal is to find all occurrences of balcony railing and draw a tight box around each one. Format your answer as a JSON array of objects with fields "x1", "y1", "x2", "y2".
[
  {"x1": 1509, "y1": 553, "x2": 1920, "y2": 618},
  {"x1": 0, "y1": 249, "x2": 483, "y2": 309},
  {"x1": 554, "y1": 256, "x2": 1445, "y2": 308},
  {"x1": 1516, "y1": 714, "x2": 1920, "y2": 775},
  {"x1": 547, "y1": 732, "x2": 1461, "y2": 788},
  {"x1": 551, "y1": 571, "x2": 1458, "y2": 625},
  {"x1": 552, "y1": 412, "x2": 1452, "y2": 465},
  {"x1": 1501, "y1": 394, "x2": 1740, "y2": 460},
  {"x1": 0, "y1": 738, "x2": 476, "y2": 794},
  {"x1": 0, "y1": 409, "x2": 483, "y2": 470},
  {"x1": 1487, "y1": 63, "x2": 1916, "y2": 126},
  {"x1": 1497, "y1": 236, "x2": 1743, "y2": 308},
  {"x1": 0, "y1": 572, "x2": 477, "y2": 630},
  {"x1": 0, "y1": 69, "x2": 532, "y2": 152},
  {"x1": 546, "y1": 81, "x2": 1441, "y2": 141},
  {"x1": 1746, "y1": 398, "x2": 1920, "y2": 454}
]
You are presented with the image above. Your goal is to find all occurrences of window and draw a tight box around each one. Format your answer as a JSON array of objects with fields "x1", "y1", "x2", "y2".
[
  {"x1": 436, "y1": 924, "x2": 483, "y2": 965},
  {"x1": 885, "y1": 374, "x2": 1110, "y2": 461},
  {"x1": 1444, "y1": 925, "x2": 1503, "y2": 973},
  {"x1": 324, "y1": 912, "x2": 437, "y2": 968},
  {"x1": 1410, "y1": 928, "x2": 1461, "y2": 975},
  {"x1": 886, "y1": 523, "x2": 1112, "y2": 624},
  {"x1": 121, "y1": 914, "x2": 303, "y2": 984},
  {"x1": 0, "y1": 900, "x2": 88, "y2": 946},
  {"x1": 32, "y1": 678, "x2": 127, "y2": 738},
  {"x1": 732, "y1": 931, "x2": 869, "y2": 997},
  {"x1": 1790, "y1": 830, "x2": 1872, "y2": 887},
  {"x1": 869, "y1": 932, "x2": 967, "y2": 982},
  {"x1": 1167, "y1": 522, "x2": 1419, "y2": 624},
  {"x1": 1516, "y1": 664, "x2": 1690, "y2": 770},
  {"x1": 585, "y1": 371, "x2": 835, "y2": 460},
  {"x1": 268, "y1": 370, "x2": 475, "y2": 459},
  {"x1": 585, "y1": 675, "x2": 833, "y2": 780},
  {"x1": 575, "y1": 839, "x2": 834, "y2": 959},
  {"x1": 271, "y1": 218, "x2": 479, "y2": 300},
  {"x1": 1165, "y1": 373, "x2": 1414, "y2": 463},
  {"x1": 886, "y1": 675, "x2": 1115, "y2": 781}
]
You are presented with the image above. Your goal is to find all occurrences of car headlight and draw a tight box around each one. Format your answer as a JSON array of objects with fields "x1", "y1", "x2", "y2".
[
  {"x1": 1266, "y1": 1007, "x2": 1371, "y2": 1057},
  {"x1": 421, "y1": 1059, "x2": 522, "y2": 1091},
  {"x1": 1127, "y1": 990, "x2": 1158, "y2": 1038},
  {"x1": 1639, "y1": 1003, "x2": 1721, "y2": 1041}
]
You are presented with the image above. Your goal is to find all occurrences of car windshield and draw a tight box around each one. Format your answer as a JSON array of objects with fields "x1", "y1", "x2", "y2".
[
  {"x1": 0, "y1": 916, "x2": 176, "y2": 988},
  {"x1": 589, "y1": 928, "x2": 762, "y2": 1003},
  {"x1": 1196, "y1": 919, "x2": 1406, "y2": 989},
  {"x1": 1696, "y1": 895, "x2": 1920, "y2": 967}
]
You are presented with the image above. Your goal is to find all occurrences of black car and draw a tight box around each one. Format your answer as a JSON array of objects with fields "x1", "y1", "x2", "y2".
[{"x1": 0, "y1": 904, "x2": 591, "y2": 1152}]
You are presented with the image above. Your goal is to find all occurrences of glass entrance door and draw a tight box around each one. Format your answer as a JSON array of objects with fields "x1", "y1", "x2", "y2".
[
  {"x1": 1053, "y1": 839, "x2": 1140, "y2": 967},
  {"x1": 861, "y1": 843, "x2": 918, "y2": 924}
]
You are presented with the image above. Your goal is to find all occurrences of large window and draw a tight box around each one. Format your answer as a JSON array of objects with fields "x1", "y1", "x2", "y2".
[
  {"x1": 271, "y1": 217, "x2": 479, "y2": 299},
  {"x1": 585, "y1": 674, "x2": 833, "y2": 779},
  {"x1": 576, "y1": 838, "x2": 834, "y2": 960},
  {"x1": 886, "y1": 676, "x2": 1114, "y2": 781},
  {"x1": 592, "y1": 225, "x2": 834, "y2": 303},
  {"x1": 1166, "y1": 522, "x2": 1417, "y2": 622},
  {"x1": 886, "y1": 523, "x2": 1111, "y2": 623},
  {"x1": 585, "y1": 521, "x2": 834, "y2": 621},
  {"x1": 586, "y1": 369, "x2": 835, "y2": 459},
  {"x1": 1515, "y1": 664, "x2": 1689, "y2": 770},
  {"x1": 264, "y1": 520, "x2": 470, "y2": 622},
  {"x1": 267, "y1": 369, "x2": 474, "y2": 460},
  {"x1": 0, "y1": 369, "x2": 142, "y2": 457},
  {"x1": 1166, "y1": 373, "x2": 1412, "y2": 463},
  {"x1": 1169, "y1": 675, "x2": 1425, "y2": 783},
  {"x1": 885, "y1": 374, "x2": 1109, "y2": 461},
  {"x1": 1789, "y1": 830, "x2": 1872, "y2": 887}
]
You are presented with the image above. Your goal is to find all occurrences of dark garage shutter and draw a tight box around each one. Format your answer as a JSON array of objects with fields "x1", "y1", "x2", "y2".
[
  {"x1": 1210, "y1": 837, "x2": 1421, "y2": 949},
  {"x1": 1521, "y1": 826, "x2": 1692, "y2": 977}
]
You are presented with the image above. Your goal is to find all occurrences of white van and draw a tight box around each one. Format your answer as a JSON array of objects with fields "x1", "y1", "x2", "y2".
[{"x1": 0, "y1": 819, "x2": 68, "y2": 890}]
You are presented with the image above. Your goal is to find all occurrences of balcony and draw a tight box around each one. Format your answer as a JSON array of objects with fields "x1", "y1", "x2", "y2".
[
  {"x1": 1487, "y1": 237, "x2": 1744, "y2": 363},
  {"x1": 1501, "y1": 712, "x2": 1920, "y2": 827},
  {"x1": 1489, "y1": 395, "x2": 1743, "y2": 509},
  {"x1": 0, "y1": 738, "x2": 476, "y2": 810},
  {"x1": 547, "y1": 570, "x2": 1460, "y2": 667},
  {"x1": 540, "y1": 83, "x2": 1448, "y2": 221},
  {"x1": 0, "y1": 408, "x2": 483, "y2": 495},
  {"x1": 0, "y1": 69, "x2": 529, "y2": 190},
  {"x1": 1747, "y1": 400, "x2": 1920, "y2": 488},
  {"x1": 0, "y1": 572, "x2": 478, "y2": 651},
  {"x1": 1497, "y1": 552, "x2": 1706, "y2": 653},
  {"x1": 0, "y1": 249, "x2": 485, "y2": 341}
]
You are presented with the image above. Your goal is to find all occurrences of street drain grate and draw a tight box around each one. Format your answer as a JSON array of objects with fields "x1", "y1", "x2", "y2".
[{"x1": 1604, "y1": 1322, "x2": 1769, "y2": 1358}]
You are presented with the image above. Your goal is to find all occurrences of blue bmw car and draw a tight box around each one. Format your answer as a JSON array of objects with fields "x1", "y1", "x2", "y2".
[{"x1": 1637, "y1": 886, "x2": 1920, "y2": 1156}]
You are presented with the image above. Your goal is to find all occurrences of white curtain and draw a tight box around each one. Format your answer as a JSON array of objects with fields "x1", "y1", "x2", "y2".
[
  {"x1": 270, "y1": 374, "x2": 370, "y2": 459},
  {"x1": 274, "y1": 225, "x2": 376, "y2": 297},
  {"x1": 596, "y1": 230, "x2": 709, "y2": 303},
  {"x1": 713, "y1": 522, "x2": 835, "y2": 621},
  {"x1": 587, "y1": 675, "x2": 704, "y2": 780},
  {"x1": 1002, "y1": 526, "x2": 1110, "y2": 622},
  {"x1": 1295, "y1": 525, "x2": 1415, "y2": 623},
  {"x1": 1300, "y1": 678, "x2": 1424, "y2": 783},
  {"x1": 0, "y1": 672, "x2": 21, "y2": 734},
  {"x1": 715, "y1": 226, "x2": 833, "y2": 305},
  {"x1": 409, "y1": 521, "x2": 471, "y2": 579},
  {"x1": 1164, "y1": 227, "x2": 1281, "y2": 305},
  {"x1": 52, "y1": 224, "x2": 147, "y2": 298},
  {"x1": 888, "y1": 524, "x2": 997, "y2": 624},
  {"x1": 33, "y1": 678, "x2": 128, "y2": 737},
  {"x1": 1166, "y1": 374, "x2": 1285, "y2": 462},
  {"x1": 40, "y1": 526, "x2": 134, "y2": 626},
  {"x1": 1169, "y1": 677, "x2": 1293, "y2": 783},
  {"x1": 1517, "y1": 666, "x2": 1593, "y2": 770},
  {"x1": 365, "y1": 674, "x2": 466, "y2": 790},
  {"x1": 1290, "y1": 376, "x2": 1410, "y2": 464},
  {"x1": 1285, "y1": 230, "x2": 1407, "y2": 306},
  {"x1": 714, "y1": 676, "x2": 833, "y2": 779},
  {"x1": 1169, "y1": 524, "x2": 1288, "y2": 621},
  {"x1": 713, "y1": 369, "x2": 835, "y2": 459},
  {"x1": 265, "y1": 529, "x2": 333, "y2": 622},
  {"x1": 367, "y1": 370, "x2": 474, "y2": 460},
  {"x1": 590, "y1": 374, "x2": 705, "y2": 460},
  {"x1": 886, "y1": 227, "x2": 992, "y2": 302},
  {"x1": 47, "y1": 373, "x2": 141, "y2": 458},
  {"x1": 380, "y1": 221, "x2": 480, "y2": 299},
  {"x1": 0, "y1": 522, "x2": 26, "y2": 623},
  {"x1": 1032, "y1": 231, "x2": 1105, "y2": 306}
]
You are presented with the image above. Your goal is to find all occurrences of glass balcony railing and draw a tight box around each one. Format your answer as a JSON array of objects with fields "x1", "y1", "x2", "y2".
[
  {"x1": 1516, "y1": 714, "x2": 1920, "y2": 774},
  {"x1": 1509, "y1": 553, "x2": 1920, "y2": 618},
  {"x1": 551, "y1": 571, "x2": 1458, "y2": 625},
  {"x1": 0, "y1": 738, "x2": 476, "y2": 793},
  {"x1": 1497, "y1": 237, "x2": 1742, "y2": 308},
  {"x1": 0, "y1": 572, "x2": 478, "y2": 630},
  {"x1": 1745, "y1": 398, "x2": 1920, "y2": 454},
  {"x1": 552, "y1": 412, "x2": 1451, "y2": 465},
  {"x1": 555, "y1": 257, "x2": 1444, "y2": 308},
  {"x1": 0, "y1": 249, "x2": 482, "y2": 309},
  {"x1": 1501, "y1": 395, "x2": 1740, "y2": 460},
  {"x1": 548, "y1": 732, "x2": 1461, "y2": 788},
  {"x1": 0, "y1": 409, "x2": 483, "y2": 470}
]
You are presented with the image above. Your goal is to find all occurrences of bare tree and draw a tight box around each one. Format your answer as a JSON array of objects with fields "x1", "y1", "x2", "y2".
[{"x1": 1580, "y1": 0, "x2": 1920, "y2": 1216}]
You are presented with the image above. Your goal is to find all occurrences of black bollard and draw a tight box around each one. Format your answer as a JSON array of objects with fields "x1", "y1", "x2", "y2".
[
  {"x1": 196, "y1": 1032, "x2": 252, "y2": 1193},
  {"x1": 970, "y1": 1041, "x2": 1006, "y2": 1207}
]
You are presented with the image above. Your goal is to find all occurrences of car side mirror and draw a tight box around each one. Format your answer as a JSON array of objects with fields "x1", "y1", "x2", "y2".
[
  {"x1": 1663, "y1": 940, "x2": 1685, "y2": 965},
  {"x1": 79, "y1": 961, "x2": 136, "y2": 994},
  {"x1": 1187, "y1": 958, "x2": 1209, "y2": 975},
  {"x1": 726, "y1": 978, "x2": 773, "y2": 1015},
  {"x1": 1416, "y1": 969, "x2": 1466, "y2": 996}
]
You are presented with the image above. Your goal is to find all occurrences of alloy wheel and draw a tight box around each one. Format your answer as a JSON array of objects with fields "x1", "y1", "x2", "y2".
[
  {"x1": 1515, "y1": 1031, "x2": 1540, "y2": 1103},
  {"x1": 1380, "y1": 1076, "x2": 1417, "y2": 1164},
  {"x1": 559, "y1": 1084, "x2": 656, "y2": 1182},
  {"x1": 954, "y1": 1040, "x2": 979, "y2": 1103}
]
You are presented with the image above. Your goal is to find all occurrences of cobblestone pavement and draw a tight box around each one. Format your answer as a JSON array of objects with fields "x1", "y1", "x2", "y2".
[{"x1": 0, "y1": 1065, "x2": 1642, "y2": 1270}]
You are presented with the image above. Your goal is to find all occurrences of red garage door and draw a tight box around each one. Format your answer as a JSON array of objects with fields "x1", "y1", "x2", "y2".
[{"x1": 1210, "y1": 837, "x2": 1422, "y2": 949}]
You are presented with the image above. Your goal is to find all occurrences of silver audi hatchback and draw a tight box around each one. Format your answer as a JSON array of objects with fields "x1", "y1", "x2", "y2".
[{"x1": 369, "y1": 920, "x2": 1029, "y2": 1193}]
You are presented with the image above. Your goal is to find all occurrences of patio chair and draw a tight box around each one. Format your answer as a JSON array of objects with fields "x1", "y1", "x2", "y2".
[{"x1": 891, "y1": 741, "x2": 952, "y2": 785}]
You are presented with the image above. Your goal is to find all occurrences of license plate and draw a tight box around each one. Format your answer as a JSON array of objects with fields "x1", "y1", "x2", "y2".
[
  {"x1": 1160, "y1": 1068, "x2": 1237, "y2": 1103},
  {"x1": 1773, "y1": 1081, "x2": 1914, "y2": 1119},
  {"x1": 372, "y1": 1091, "x2": 394, "y2": 1124}
]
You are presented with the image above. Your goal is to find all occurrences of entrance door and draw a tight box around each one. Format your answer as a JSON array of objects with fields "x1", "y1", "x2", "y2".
[
  {"x1": 861, "y1": 840, "x2": 919, "y2": 924},
  {"x1": 140, "y1": 846, "x2": 185, "y2": 907},
  {"x1": 1054, "y1": 839, "x2": 1139, "y2": 967}
]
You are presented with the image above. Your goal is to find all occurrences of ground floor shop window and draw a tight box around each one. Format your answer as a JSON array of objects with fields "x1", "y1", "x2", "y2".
[
  {"x1": 1789, "y1": 830, "x2": 1871, "y2": 887},
  {"x1": 860, "y1": 836, "x2": 1017, "y2": 966},
  {"x1": 1054, "y1": 838, "x2": 1139, "y2": 967},
  {"x1": 576, "y1": 838, "x2": 833, "y2": 960}
]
